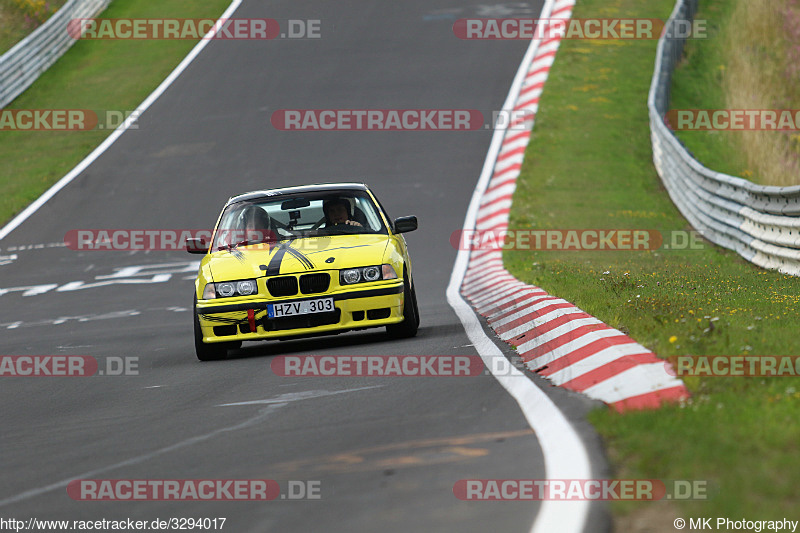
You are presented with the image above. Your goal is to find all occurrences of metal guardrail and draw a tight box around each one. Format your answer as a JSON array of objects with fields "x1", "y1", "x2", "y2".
[
  {"x1": 0, "y1": 0, "x2": 112, "y2": 108},
  {"x1": 649, "y1": 0, "x2": 800, "y2": 276}
]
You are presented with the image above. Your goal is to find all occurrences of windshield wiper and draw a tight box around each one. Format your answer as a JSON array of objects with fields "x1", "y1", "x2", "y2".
[{"x1": 218, "y1": 234, "x2": 284, "y2": 253}]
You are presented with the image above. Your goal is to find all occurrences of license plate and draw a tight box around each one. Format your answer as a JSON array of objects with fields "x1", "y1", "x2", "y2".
[{"x1": 268, "y1": 298, "x2": 335, "y2": 318}]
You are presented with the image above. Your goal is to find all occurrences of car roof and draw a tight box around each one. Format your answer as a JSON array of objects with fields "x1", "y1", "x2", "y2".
[{"x1": 226, "y1": 182, "x2": 370, "y2": 206}]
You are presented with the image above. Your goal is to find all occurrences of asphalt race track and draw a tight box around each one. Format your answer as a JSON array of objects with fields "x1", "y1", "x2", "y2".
[{"x1": 1, "y1": 1, "x2": 609, "y2": 531}]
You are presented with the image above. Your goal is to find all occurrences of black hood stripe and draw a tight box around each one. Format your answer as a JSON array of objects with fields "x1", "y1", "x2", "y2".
[
  {"x1": 264, "y1": 240, "x2": 315, "y2": 275},
  {"x1": 285, "y1": 246, "x2": 315, "y2": 270},
  {"x1": 265, "y1": 242, "x2": 291, "y2": 276}
]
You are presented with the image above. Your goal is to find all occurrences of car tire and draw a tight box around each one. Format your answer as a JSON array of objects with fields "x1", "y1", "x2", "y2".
[
  {"x1": 194, "y1": 298, "x2": 229, "y2": 361},
  {"x1": 386, "y1": 276, "x2": 419, "y2": 339}
]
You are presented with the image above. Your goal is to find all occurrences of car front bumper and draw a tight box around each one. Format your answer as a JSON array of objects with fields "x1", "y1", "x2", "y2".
[{"x1": 196, "y1": 282, "x2": 405, "y2": 343}]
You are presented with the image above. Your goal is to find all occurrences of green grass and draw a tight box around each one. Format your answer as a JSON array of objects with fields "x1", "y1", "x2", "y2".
[
  {"x1": 0, "y1": 0, "x2": 67, "y2": 54},
  {"x1": 670, "y1": 0, "x2": 800, "y2": 185},
  {"x1": 667, "y1": 0, "x2": 746, "y2": 179},
  {"x1": 505, "y1": 0, "x2": 800, "y2": 522},
  {"x1": 0, "y1": 0, "x2": 231, "y2": 226}
]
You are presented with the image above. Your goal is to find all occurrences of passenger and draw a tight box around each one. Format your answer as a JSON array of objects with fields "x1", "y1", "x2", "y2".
[{"x1": 242, "y1": 205, "x2": 274, "y2": 243}]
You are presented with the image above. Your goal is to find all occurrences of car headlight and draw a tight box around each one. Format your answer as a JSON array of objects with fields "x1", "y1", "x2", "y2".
[
  {"x1": 340, "y1": 264, "x2": 397, "y2": 285},
  {"x1": 341, "y1": 269, "x2": 361, "y2": 284},
  {"x1": 202, "y1": 279, "x2": 259, "y2": 299},
  {"x1": 217, "y1": 282, "x2": 236, "y2": 298},
  {"x1": 237, "y1": 279, "x2": 257, "y2": 296},
  {"x1": 363, "y1": 266, "x2": 381, "y2": 282}
]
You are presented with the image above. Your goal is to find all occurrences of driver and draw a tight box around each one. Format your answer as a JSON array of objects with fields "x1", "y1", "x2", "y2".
[{"x1": 322, "y1": 198, "x2": 362, "y2": 227}]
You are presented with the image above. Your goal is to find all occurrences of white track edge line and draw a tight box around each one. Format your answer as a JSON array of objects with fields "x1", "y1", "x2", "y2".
[
  {"x1": 0, "y1": 0, "x2": 244, "y2": 242},
  {"x1": 446, "y1": 0, "x2": 591, "y2": 531}
]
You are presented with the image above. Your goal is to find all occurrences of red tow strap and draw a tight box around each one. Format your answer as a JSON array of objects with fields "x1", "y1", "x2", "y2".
[{"x1": 247, "y1": 309, "x2": 256, "y2": 333}]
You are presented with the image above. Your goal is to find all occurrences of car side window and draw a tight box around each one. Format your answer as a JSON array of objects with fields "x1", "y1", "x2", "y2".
[{"x1": 353, "y1": 197, "x2": 383, "y2": 233}]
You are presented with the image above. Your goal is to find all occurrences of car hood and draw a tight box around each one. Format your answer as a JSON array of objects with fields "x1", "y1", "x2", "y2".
[{"x1": 206, "y1": 234, "x2": 390, "y2": 281}]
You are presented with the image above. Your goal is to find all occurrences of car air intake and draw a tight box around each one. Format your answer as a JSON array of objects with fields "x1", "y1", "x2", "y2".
[
  {"x1": 267, "y1": 276, "x2": 298, "y2": 297},
  {"x1": 213, "y1": 325, "x2": 237, "y2": 336},
  {"x1": 300, "y1": 273, "x2": 330, "y2": 294},
  {"x1": 367, "y1": 308, "x2": 391, "y2": 320}
]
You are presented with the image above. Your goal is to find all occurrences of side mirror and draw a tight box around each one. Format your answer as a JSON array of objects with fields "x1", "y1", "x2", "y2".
[
  {"x1": 393, "y1": 216, "x2": 417, "y2": 234},
  {"x1": 186, "y1": 237, "x2": 208, "y2": 254}
]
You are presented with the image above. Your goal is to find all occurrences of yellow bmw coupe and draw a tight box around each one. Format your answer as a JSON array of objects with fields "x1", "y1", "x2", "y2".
[{"x1": 187, "y1": 183, "x2": 419, "y2": 361}]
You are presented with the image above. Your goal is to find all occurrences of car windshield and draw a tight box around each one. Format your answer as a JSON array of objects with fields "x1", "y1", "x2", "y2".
[{"x1": 211, "y1": 190, "x2": 388, "y2": 252}]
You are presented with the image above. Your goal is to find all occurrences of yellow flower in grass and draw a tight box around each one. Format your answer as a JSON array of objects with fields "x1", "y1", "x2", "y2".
[{"x1": 669, "y1": 336, "x2": 678, "y2": 343}]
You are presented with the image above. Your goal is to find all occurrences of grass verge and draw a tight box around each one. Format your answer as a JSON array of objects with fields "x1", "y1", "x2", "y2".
[
  {"x1": 0, "y1": 0, "x2": 231, "y2": 227},
  {"x1": 0, "y1": 0, "x2": 67, "y2": 54},
  {"x1": 505, "y1": 0, "x2": 800, "y2": 524},
  {"x1": 670, "y1": 0, "x2": 800, "y2": 186}
]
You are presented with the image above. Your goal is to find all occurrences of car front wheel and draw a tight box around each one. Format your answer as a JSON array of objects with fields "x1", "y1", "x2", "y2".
[
  {"x1": 386, "y1": 276, "x2": 419, "y2": 338},
  {"x1": 194, "y1": 298, "x2": 234, "y2": 361}
]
